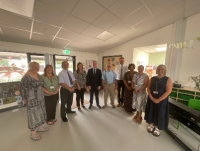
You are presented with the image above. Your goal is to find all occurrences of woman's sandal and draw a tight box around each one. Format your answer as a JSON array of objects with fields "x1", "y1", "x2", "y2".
[
  {"x1": 53, "y1": 119, "x2": 57, "y2": 123},
  {"x1": 30, "y1": 133, "x2": 41, "y2": 141},
  {"x1": 153, "y1": 128, "x2": 161, "y2": 137},
  {"x1": 47, "y1": 120, "x2": 54, "y2": 125},
  {"x1": 134, "y1": 117, "x2": 142, "y2": 123},
  {"x1": 37, "y1": 127, "x2": 49, "y2": 132},
  {"x1": 147, "y1": 125, "x2": 155, "y2": 133},
  {"x1": 102, "y1": 105, "x2": 106, "y2": 109},
  {"x1": 78, "y1": 107, "x2": 81, "y2": 111},
  {"x1": 133, "y1": 112, "x2": 139, "y2": 120},
  {"x1": 82, "y1": 105, "x2": 86, "y2": 109}
]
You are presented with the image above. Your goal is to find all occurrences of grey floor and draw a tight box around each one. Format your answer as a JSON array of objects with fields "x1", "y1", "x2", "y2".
[{"x1": 0, "y1": 91, "x2": 198, "y2": 151}]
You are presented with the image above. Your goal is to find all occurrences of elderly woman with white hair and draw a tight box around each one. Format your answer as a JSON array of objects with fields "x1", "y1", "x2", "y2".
[
  {"x1": 144, "y1": 65, "x2": 172, "y2": 137},
  {"x1": 20, "y1": 62, "x2": 48, "y2": 141}
]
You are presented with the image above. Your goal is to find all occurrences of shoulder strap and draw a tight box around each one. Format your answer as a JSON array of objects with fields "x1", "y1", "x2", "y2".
[{"x1": 105, "y1": 71, "x2": 107, "y2": 84}]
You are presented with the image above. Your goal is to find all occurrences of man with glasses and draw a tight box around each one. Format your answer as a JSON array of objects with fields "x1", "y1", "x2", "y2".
[
  {"x1": 115, "y1": 57, "x2": 128, "y2": 107},
  {"x1": 102, "y1": 63, "x2": 117, "y2": 109}
]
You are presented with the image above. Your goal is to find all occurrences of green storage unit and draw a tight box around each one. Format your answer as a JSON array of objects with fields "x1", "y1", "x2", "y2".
[
  {"x1": 195, "y1": 96, "x2": 200, "y2": 100},
  {"x1": 172, "y1": 88, "x2": 178, "y2": 92},
  {"x1": 178, "y1": 93, "x2": 194, "y2": 101},
  {"x1": 179, "y1": 89, "x2": 195, "y2": 95},
  {"x1": 178, "y1": 99, "x2": 188, "y2": 106},
  {"x1": 169, "y1": 92, "x2": 176, "y2": 97},
  {"x1": 188, "y1": 99, "x2": 200, "y2": 111},
  {"x1": 196, "y1": 92, "x2": 200, "y2": 96}
]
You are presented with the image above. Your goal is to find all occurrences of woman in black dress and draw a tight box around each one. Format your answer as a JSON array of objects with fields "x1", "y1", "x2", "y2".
[
  {"x1": 145, "y1": 65, "x2": 172, "y2": 136},
  {"x1": 123, "y1": 63, "x2": 137, "y2": 113}
]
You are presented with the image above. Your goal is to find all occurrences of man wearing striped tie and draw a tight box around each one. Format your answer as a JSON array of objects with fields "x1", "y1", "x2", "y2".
[
  {"x1": 115, "y1": 57, "x2": 128, "y2": 107},
  {"x1": 59, "y1": 61, "x2": 76, "y2": 122}
]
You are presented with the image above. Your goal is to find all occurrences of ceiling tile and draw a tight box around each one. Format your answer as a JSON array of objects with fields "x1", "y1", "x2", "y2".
[
  {"x1": 109, "y1": 0, "x2": 143, "y2": 19},
  {"x1": 143, "y1": 0, "x2": 152, "y2": 3},
  {"x1": 53, "y1": 37, "x2": 70, "y2": 47},
  {"x1": 106, "y1": 36, "x2": 122, "y2": 43},
  {"x1": 86, "y1": 38, "x2": 103, "y2": 45},
  {"x1": 184, "y1": 0, "x2": 200, "y2": 18},
  {"x1": 73, "y1": 34, "x2": 92, "y2": 43},
  {"x1": 154, "y1": 0, "x2": 184, "y2": 27},
  {"x1": 67, "y1": 41, "x2": 84, "y2": 49},
  {"x1": 71, "y1": 0, "x2": 105, "y2": 23},
  {"x1": 32, "y1": 33, "x2": 52, "y2": 42},
  {"x1": 107, "y1": 21, "x2": 131, "y2": 34},
  {"x1": 133, "y1": 17, "x2": 159, "y2": 35},
  {"x1": 117, "y1": 28, "x2": 137, "y2": 38},
  {"x1": 40, "y1": 0, "x2": 79, "y2": 14},
  {"x1": 57, "y1": 29, "x2": 78, "y2": 40},
  {"x1": 34, "y1": 1, "x2": 69, "y2": 27},
  {"x1": 81, "y1": 25, "x2": 104, "y2": 37},
  {"x1": 95, "y1": 0, "x2": 117, "y2": 8},
  {"x1": 0, "y1": 9, "x2": 32, "y2": 30},
  {"x1": 93, "y1": 11, "x2": 120, "y2": 30},
  {"x1": 0, "y1": 26, "x2": 30, "y2": 43},
  {"x1": 146, "y1": 0, "x2": 181, "y2": 15},
  {"x1": 185, "y1": 6, "x2": 200, "y2": 18},
  {"x1": 62, "y1": 15, "x2": 89, "y2": 33},
  {"x1": 33, "y1": 21, "x2": 59, "y2": 36},
  {"x1": 96, "y1": 31, "x2": 114, "y2": 40},
  {"x1": 124, "y1": 6, "x2": 151, "y2": 26}
]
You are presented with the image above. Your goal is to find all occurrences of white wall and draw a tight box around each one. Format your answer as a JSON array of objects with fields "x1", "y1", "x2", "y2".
[
  {"x1": 0, "y1": 41, "x2": 98, "y2": 69},
  {"x1": 133, "y1": 49, "x2": 149, "y2": 71},
  {"x1": 177, "y1": 13, "x2": 200, "y2": 87},
  {"x1": 98, "y1": 24, "x2": 174, "y2": 70}
]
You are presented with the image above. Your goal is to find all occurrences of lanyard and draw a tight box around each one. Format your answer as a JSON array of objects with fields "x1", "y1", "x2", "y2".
[
  {"x1": 48, "y1": 77, "x2": 53, "y2": 85},
  {"x1": 155, "y1": 78, "x2": 162, "y2": 91},
  {"x1": 135, "y1": 74, "x2": 142, "y2": 85}
]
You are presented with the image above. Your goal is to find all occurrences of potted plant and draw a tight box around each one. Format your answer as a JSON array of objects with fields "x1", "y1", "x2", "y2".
[{"x1": 188, "y1": 75, "x2": 200, "y2": 90}]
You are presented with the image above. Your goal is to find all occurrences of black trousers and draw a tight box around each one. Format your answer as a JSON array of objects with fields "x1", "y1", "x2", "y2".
[
  {"x1": 117, "y1": 80, "x2": 125, "y2": 104},
  {"x1": 60, "y1": 87, "x2": 73, "y2": 118},
  {"x1": 45, "y1": 93, "x2": 59, "y2": 122},
  {"x1": 89, "y1": 89, "x2": 100, "y2": 106},
  {"x1": 75, "y1": 88, "x2": 85, "y2": 107}
]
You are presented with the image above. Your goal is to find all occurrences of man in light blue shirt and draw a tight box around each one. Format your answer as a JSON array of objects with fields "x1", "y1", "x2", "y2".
[
  {"x1": 102, "y1": 63, "x2": 117, "y2": 109},
  {"x1": 58, "y1": 61, "x2": 75, "y2": 122}
]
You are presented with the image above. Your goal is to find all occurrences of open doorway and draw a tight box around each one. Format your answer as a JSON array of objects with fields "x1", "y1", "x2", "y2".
[
  {"x1": 54, "y1": 55, "x2": 75, "y2": 75},
  {"x1": 133, "y1": 44, "x2": 167, "y2": 78}
]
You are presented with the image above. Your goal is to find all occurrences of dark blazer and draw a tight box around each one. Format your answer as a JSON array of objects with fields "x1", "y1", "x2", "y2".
[{"x1": 87, "y1": 68, "x2": 102, "y2": 90}]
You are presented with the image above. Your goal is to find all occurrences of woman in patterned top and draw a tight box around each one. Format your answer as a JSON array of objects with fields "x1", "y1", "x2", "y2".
[
  {"x1": 123, "y1": 63, "x2": 137, "y2": 113},
  {"x1": 20, "y1": 62, "x2": 48, "y2": 141},
  {"x1": 41, "y1": 65, "x2": 60, "y2": 125},
  {"x1": 74, "y1": 62, "x2": 87, "y2": 111},
  {"x1": 132, "y1": 65, "x2": 149, "y2": 123}
]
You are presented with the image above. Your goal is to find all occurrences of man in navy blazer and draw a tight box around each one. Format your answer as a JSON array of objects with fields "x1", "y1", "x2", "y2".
[{"x1": 87, "y1": 61, "x2": 102, "y2": 109}]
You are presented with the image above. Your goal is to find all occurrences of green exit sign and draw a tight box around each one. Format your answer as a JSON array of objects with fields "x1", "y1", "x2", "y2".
[{"x1": 63, "y1": 50, "x2": 70, "y2": 54}]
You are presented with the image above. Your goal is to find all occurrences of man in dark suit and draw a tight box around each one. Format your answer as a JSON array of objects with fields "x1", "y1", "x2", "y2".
[{"x1": 87, "y1": 61, "x2": 102, "y2": 109}]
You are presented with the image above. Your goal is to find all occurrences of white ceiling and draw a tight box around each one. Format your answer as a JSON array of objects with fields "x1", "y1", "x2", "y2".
[
  {"x1": 135, "y1": 44, "x2": 167, "y2": 53},
  {"x1": 0, "y1": 0, "x2": 200, "y2": 54}
]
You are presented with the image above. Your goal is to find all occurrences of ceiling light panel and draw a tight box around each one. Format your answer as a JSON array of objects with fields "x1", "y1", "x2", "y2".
[
  {"x1": 81, "y1": 25, "x2": 104, "y2": 37},
  {"x1": 96, "y1": 31, "x2": 114, "y2": 40},
  {"x1": 0, "y1": 0, "x2": 34, "y2": 18}
]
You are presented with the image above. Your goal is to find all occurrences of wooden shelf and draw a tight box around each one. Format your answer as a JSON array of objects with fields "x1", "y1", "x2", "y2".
[
  {"x1": 178, "y1": 92, "x2": 194, "y2": 96},
  {"x1": 177, "y1": 98, "x2": 189, "y2": 101},
  {"x1": 170, "y1": 87, "x2": 200, "y2": 105}
]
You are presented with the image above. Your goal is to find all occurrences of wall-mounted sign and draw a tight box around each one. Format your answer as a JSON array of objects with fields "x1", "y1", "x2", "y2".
[{"x1": 63, "y1": 50, "x2": 70, "y2": 54}]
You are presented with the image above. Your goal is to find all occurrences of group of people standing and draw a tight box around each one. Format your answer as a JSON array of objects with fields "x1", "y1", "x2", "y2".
[{"x1": 20, "y1": 57, "x2": 172, "y2": 141}]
